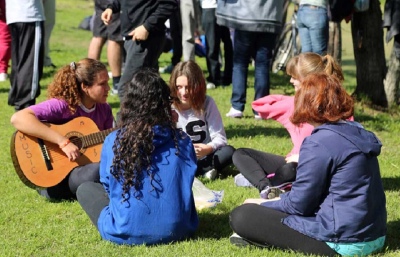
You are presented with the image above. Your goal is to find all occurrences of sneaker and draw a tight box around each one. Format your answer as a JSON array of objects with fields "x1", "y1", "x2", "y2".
[
  {"x1": 110, "y1": 87, "x2": 118, "y2": 96},
  {"x1": 226, "y1": 107, "x2": 243, "y2": 118},
  {"x1": 259, "y1": 182, "x2": 292, "y2": 199},
  {"x1": 206, "y1": 82, "x2": 216, "y2": 89},
  {"x1": 159, "y1": 64, "x2": 174, "y2": 74},
  {"x1": 234, "y1": 174, "x2": 254, "y2": 187},
  {"x1": 230, "y1": 233, "x2": 251, "y2": 247},
  {"x1": 0, "y1": 73, "x2": 8, "y2": 82},
  {"x1": 203, "y1": 168, "x2": 217, "y2": 180},
  {"x1": 254, "y1": 115, "x2": 262, "y2": 120}
]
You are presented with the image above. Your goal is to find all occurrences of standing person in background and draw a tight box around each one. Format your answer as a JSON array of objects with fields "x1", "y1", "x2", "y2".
[
  {"x1": 201, "y1": 0, "x2": 233, "y2": 89},
  {"x1": 88, "y1": 0, "x2": 123, "y2": 95},
  {"x1": 229, "y1": 73, "x2": 387, "y2": 257},
  {"x1": 219, "y1": 0, "x2": 283, "y2": 119},
  {"x1": 76, "y1": 69, "x2": 198, "y2": 245},
  {"x1": 297, "y1": 0, "x2": 329, "y2": 54},
  {"x1": 10, "y1": 58, "x2": 114, "y2": 200},
  {"x1": 169, "y1": 61, "x2": 235, "y2": 180},
  {"x1": 159, "y1": 5, "x2": 183, "y2": 74},
  {"x1": 180, "y1": 0, "x2": 199, "y2": 62},
  {"x1": 0, "y1": 0, "x2": 11, "y2": 81},
  {"x1": 101, "y1": 0, "x2": 177, "y2": 104},
  {"x1": 6, "y1": 0, "x2": 45, "y2": 110},
  {"x1": 43, "y1": 0, "x2": 56, "y2": 68}
]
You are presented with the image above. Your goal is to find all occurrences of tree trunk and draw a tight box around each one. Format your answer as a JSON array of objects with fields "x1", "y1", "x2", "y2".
[
  {"x1": 384, "y1": 47, "x2": 400, "y2": 107},
  {"x1": 328, "y1": 21, "x2": 342, "y2": 64},
  {"x1": 351, "y1": 0, "x2": 388, "y2": 107}
]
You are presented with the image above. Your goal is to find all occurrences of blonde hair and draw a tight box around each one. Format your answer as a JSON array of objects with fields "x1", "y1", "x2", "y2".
[{"x1": 286, "y1": 53, "x2": 344, "y2": 82}]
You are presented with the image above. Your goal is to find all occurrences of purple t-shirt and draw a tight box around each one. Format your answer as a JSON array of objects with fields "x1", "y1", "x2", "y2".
[{"x1": 29, "y1": 98, "x2": 114, "y2": 130}]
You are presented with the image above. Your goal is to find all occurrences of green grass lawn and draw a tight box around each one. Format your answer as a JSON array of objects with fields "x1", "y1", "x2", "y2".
[{"x1": 0, "y1": 1, "x2": 399, "y2": 256}]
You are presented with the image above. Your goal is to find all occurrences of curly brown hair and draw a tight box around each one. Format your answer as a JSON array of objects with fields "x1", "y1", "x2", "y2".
[
  {"x1": 111, "y1": 68, "x2": 178, "y2": 201},
  {"x1": 47, "y1": 58, "x2": 107, "y2": 114},
  {"x1": 169, "y1": 60, "x2": 206, "y2": 114},
  {"x1": 291, "y1": 73, "x2": 354, "y2": 125}
]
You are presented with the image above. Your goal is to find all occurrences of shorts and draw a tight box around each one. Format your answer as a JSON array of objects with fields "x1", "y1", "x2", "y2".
[{"x1": 92, "y1": 5, "x2": 123, "y2": 42}]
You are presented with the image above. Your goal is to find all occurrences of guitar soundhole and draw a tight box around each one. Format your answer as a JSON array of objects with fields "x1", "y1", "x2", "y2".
[{"x1": 69, "y1": 136, "x2": 83, "y2": 150}]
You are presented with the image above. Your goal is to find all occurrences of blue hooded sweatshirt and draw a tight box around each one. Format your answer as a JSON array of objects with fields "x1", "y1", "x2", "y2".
[
  {"x1": 98, "y1": 126, "x2": 199, "y2": 245},
  {"x1": 263, "y1": 121, "x2": 387, "y2": 243}
]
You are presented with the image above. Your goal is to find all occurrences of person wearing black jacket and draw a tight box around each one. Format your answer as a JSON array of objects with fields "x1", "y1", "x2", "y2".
[{"x1": 102, "y1": 0, "x2": 177, "y2": 104}]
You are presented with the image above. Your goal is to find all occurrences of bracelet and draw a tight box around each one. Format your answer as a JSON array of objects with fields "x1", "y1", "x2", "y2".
[{"x1": 59, "y1": 139, "x2": 71, "y2": 149}]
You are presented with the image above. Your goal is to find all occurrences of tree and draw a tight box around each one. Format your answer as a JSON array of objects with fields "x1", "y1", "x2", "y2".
[{"x1": 351, "y1": 0, "x2": 388, "y2": 107}]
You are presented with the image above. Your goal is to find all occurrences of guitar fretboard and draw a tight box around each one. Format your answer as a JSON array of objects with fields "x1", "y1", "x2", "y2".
[{"x1": 81, "y1": 128, "x2": 115, "y2": 148}]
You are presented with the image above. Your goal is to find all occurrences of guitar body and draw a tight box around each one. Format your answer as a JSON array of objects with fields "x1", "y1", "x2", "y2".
[{"x1": 10, "y1": 117, "x2": 110, "y2": 189}]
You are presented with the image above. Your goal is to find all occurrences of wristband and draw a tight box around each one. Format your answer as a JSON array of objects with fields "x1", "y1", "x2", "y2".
[{"x1": 59, "y1": 139, "x2": 71, "y2": 149}]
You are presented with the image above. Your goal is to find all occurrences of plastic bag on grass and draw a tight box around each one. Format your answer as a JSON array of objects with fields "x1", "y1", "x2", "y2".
[{"x1": 192, "y1": 178, "x2": 224, "y2": 210}]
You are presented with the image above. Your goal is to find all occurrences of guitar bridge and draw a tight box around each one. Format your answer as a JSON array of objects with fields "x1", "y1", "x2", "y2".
[{"x1": 38, "y1": 138, "x2": 53, "y2": 171}]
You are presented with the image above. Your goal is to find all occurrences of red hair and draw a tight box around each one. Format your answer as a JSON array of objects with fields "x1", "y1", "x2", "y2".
[{"x1": 291, "y1": 73, "x2": 354, "y2": 125}]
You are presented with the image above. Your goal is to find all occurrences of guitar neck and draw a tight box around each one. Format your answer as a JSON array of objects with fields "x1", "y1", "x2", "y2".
[{"x1": 81, "y1": 128, "x2": 115, "y2": 148}]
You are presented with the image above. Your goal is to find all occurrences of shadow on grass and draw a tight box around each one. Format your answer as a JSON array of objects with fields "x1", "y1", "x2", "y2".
[
  {"x1": 196, "y1": 211, "x2": 232, "y2": 239},
  {"x1": 225, "y1": 124, "x2": 289, "y2": 140},
  {"x1": 382, "y1": 177, "x2": 400, "y2": 191},
  {"x1": 385, "y1": 219, "x2": 400, "y2": 251}
]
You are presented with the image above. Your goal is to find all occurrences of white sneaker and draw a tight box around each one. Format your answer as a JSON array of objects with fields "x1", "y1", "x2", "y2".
[
  {"x1": 0, "y1": 73, "x2": 8, "y2": 82},
  {"x1": 203, "y1": 169, "x2": 217, "y2": 180},
  {"x1": 254, "y1": 115, "x2": 262, "y2": 120},
  {"x1": 206, "y1": 82, "x2": 216, "y2": 89},
  {"x1": 226, "y1": 107, "x2": 243, "y2": 118}
]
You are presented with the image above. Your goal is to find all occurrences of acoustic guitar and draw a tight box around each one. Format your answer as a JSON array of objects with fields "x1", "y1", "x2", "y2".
[{"x1": 10, "y1": 117, "x2": 115, "y2": 189}]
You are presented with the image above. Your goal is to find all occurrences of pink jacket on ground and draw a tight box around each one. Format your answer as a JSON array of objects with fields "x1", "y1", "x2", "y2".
[{"x1": 252, "y1": 95, "x2": 313, "y2": 157}]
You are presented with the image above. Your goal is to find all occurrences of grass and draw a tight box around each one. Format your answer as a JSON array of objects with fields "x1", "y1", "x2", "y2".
[{"x1": 0, "y1": 1, "x2": 399, "y2": 256}]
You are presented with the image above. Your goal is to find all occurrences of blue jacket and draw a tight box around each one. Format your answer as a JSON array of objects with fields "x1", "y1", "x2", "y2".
[
  {"x1": 98, "y1": 126, "x2": 199, "y2": 245},
  {"x1": 263, "y1": 122, "x2": 387, "y2": 243}
]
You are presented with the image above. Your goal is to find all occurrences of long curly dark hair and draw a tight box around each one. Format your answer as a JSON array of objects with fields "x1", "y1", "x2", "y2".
[
  {"x1": 47, "y1": 58, "x2": 107, "y2": 114},
  {"x1": 111, "y1": 68, "x2": 177, "y2": 201}
]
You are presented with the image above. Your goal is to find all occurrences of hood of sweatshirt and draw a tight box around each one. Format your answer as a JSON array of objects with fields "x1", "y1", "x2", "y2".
[{"x1": 313, "y1": 121, "x2": 382, "y2": 158}]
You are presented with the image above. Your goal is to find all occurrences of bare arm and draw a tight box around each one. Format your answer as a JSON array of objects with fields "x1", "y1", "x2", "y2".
[{"x1": 10, "y1": 108, "x2": 80, "y2": 161}]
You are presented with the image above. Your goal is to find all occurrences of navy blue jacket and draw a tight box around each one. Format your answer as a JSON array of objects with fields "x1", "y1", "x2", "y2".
[{"x1": 263, "y1": 121, "x2": 387, "y2": 243}]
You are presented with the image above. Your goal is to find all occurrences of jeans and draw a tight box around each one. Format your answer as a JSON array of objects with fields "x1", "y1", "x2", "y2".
[
  {"x1": 297, "y1": 5, "x2": 329, "y2": 55},
  {"x1": 231, "y1": 30, "x2": 276, "y2": 112}
]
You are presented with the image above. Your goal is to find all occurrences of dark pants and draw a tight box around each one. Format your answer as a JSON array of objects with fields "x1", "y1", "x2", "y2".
[
  {"x1": 8, "y1": 21, "x2": 44, "y2": 110},
  {"x1": 233, "y1": 148, "x2": 296, "y2": 191},
  {"x1": 169, "y1": 6, "x2": 183, "y2": 66},
  {"x1": 117, "y1": 32, "x2": 166, "y2": 101},
  {"x1": 76, "y1": 181, "x2": 109, "y2": 229},
  {"x1": 38, "y1": 162, "x2": 101, "y2": 200},
  {"x1": 230, "y1": 204, "x2": 337, "y2": 256},
  {"x1": 196, "y1": 145, "x2": 235, "y2": 176},
  {"x1": 201, "y1": 8, "x2": 233, "y2": 85}
]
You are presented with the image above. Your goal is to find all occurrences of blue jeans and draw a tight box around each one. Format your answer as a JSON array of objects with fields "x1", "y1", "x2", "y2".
[
  {"x1": 297, "y1": 5, "x2": 329, "y2": 55},
  {"x1": 231, "y1": 30, "x2": 276, "y2": 112}
]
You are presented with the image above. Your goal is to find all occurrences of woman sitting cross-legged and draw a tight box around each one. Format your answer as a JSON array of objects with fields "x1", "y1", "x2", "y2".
[
  {"x1": 229, "y1": 73, "x2": 387, "y2": 257},
  {"x1": 76, "y1": 69, "x2": 199, "y2": 245}
]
